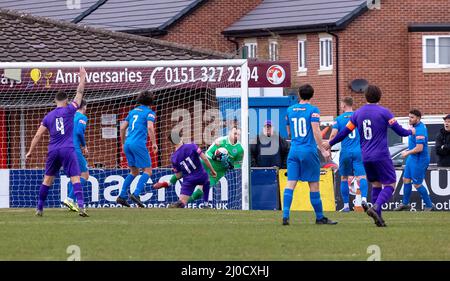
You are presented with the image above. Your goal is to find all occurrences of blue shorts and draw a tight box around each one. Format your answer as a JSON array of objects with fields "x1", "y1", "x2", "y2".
[
  {"x1": 404, "y1": 156, "x2": 429, "y2": 185},
  {"x1": 124, "y1": 143, "x2": 152, "y2": 168},
  {"x1": 339, "y1": 151, "x2": 366, "y2": 177},
  {"x1": 75, "y1": 149, "x2": 88, "y2": 173},
  {"x1": 287, "y1": 148, "x2": 320, "y2": 182}
]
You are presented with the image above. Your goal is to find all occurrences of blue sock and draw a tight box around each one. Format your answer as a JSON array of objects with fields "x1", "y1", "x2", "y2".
[
  {"x1": 282, "y1": 188, "x2": 294, "y2": 219},
  {"x1": 402, "y1": 183, "x2": 412, "y2": 205},
  {"x1": 340, "y1": 180, "x2": 349, "y2": 204},
  {"x1": 133, "y1": 173, "x2": 150, "y2": 197},
  {"x1": 310, "y1": 191, "x2": 324, "y2": 220},
  {"x1": 119, "y1": 174, "x2": 136, "y2": 199},
  {"x1": 67, "y1": 182, "x2": 75, "y2": 202},
  {"x1": 359, "y1": 178, "x2": 369, "y2": 200},
  {"x1": 416, "y1": 185, "x2": 433, "y2": 208}
]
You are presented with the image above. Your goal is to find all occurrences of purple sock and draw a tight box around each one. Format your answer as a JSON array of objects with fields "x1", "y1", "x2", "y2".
[
  {"x1": 371, "y1": 187, "x2": 382, "y2": 204},
  {"x1": 72, "y1": 182, "x2": 84, "y2": 209},
  {"x1": 202, "y1": 184, "x2": 211, "y2": 202},
  {"x1": 374, "y1": 186, "x2": 394, "y2": 217},
  {"x1": 37, "y1": 184, "x2": 50, "y2": 211}
]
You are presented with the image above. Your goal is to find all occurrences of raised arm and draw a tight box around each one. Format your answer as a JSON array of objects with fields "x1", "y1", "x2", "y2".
[
  {"x1": 390, "y1": 120, "x2": 413, "y2": 137},
  {"x1": 385, "y1": 110, "x2": 412, "y2": 137},
  {"x1": 74, "y1": 67, "x2": 86, "y2": 106},
  {"x1": 26, "y1": 125, "x2": 48, "y2": 159}
]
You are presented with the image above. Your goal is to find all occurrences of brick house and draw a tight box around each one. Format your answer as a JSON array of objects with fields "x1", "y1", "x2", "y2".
[
  {"x1": 157, "y1": 0, "x2": 261, "y2": 53},
  {"x1": 0, "y1": 8, "x2": 231, "y2": 169},
  {"x1": 2, "y1": 1, "x2": 448, "y2": 117},
  {"x1": 222, "y1": 0, "x2": 450, "y2": 118},
  {"x1": 0, "y1": 0, "x2": 262, "y2": 53}
]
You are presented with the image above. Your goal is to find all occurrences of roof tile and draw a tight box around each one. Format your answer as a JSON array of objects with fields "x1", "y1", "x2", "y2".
[
  {"x1": 0, "y1": 8, "x2": 234, "y2": 62},
  {"x1": 224, "y1": 0, "x2": 367, "y2": 34},
  {"x1": 0, "y1": 0, "x2": 207, "y2": 33}
]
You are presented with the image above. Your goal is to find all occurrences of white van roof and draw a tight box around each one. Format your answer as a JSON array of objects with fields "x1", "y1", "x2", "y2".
[{"x1": 396, "y1": 115, "x2": 446, "y2": 124}]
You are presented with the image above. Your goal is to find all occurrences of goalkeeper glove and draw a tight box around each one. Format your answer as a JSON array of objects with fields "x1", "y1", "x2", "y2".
[
  {"x1": 227, "y1": 159, "x2": 234, "y2": 170},
  {"x1": 221, "y1": 156, "x2": 234, "y2": 170},
  {"x1": 220, "y1": 154, "x2": 228, "y2": 166}
]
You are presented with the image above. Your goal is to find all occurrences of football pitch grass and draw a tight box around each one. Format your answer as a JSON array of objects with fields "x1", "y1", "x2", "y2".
[{"x1": 0, "y1": 208, "x2": 449, "y2": 261}]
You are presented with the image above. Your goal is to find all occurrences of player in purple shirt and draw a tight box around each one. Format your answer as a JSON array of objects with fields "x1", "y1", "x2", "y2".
[
  {"x1": 325, "y1": 85, "x2": 414, "y2": 227},
  {"x1": 153, "y1": 133, "x2": 217, "y2": 208},
  {"x1": 26, "y1": 67, "x2": 88, "y2": 217}
]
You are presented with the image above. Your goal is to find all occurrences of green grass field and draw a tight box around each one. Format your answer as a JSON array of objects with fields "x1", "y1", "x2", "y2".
[{"x1": 0, "y1": 208, "x2": 449, "y2": 261}]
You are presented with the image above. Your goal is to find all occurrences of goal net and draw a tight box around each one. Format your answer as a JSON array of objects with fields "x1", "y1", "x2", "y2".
[{"x1": 0, "y1": 60, "x2": 249, "y2": 210}]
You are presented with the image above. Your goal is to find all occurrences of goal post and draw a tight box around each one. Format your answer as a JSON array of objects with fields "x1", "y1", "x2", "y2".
[
  {"x1": 240, "y1": 60, "x2": 249, "y2": 211},
  {"x1": 0, "y1": 59, "x2": 250, "y2": 210}
]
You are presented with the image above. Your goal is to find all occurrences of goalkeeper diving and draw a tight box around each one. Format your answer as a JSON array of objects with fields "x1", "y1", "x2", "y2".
[{"x1": 154, "y1": 126, "x2": 244, "y2": 206}]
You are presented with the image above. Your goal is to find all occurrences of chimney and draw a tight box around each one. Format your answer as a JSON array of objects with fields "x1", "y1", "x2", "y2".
[{"x1": 367, "y1": 0, "x2": 381, "y2": 10}]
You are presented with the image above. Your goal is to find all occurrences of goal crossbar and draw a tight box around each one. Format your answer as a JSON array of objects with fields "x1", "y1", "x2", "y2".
[{"x1": 0, "y1": 60, "x2": 248, "y2": 69}]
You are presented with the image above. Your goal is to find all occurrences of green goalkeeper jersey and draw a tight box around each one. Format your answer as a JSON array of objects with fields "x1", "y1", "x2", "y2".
[
  {"x1": 201, "y1": 136, "x2": 244, "y2": 185},
  {"x1": 207, "y1": 136, "x2": 244, "y2": 168}
]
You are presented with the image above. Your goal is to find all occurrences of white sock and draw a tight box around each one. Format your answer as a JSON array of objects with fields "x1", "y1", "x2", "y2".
[
  {"x1": 362, "y1": 197, "x2": 367, "y2": 203},
  {"x1": 343, "y1": 203, "x2": 349, "y2": 208}
]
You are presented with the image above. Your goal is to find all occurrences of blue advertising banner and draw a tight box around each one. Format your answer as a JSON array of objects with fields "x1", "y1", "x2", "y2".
[
  {"x1": 250, "y1": 168, "x2": 279, "y2": 210},
  {"x1": 7, "y1": 169, "x2": 242, "y2": 210}
]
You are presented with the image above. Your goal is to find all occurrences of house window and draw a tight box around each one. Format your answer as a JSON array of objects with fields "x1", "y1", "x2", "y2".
[
  {"x1": 320, "y1": 37, "x2": 333, "y2": 70},
  {"x1": 269, "y1": 41, "x2": 279, "y2": 61},
  {"x1": 298, "y1": 40, "x2": 306, "y2": 71},
  {"x1": 423, "y1": 35, "x2": 450, "y2": 68},
  {"x1": 244, "y1": 42, "x2": 257, "y2": 59}
]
